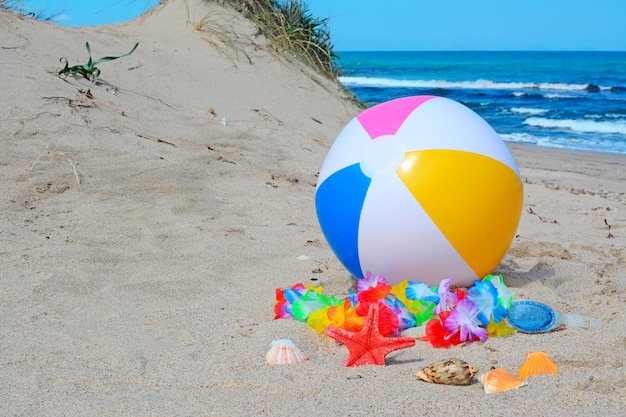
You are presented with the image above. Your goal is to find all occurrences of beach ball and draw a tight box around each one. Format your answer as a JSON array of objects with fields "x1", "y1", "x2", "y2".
[{"x1": 315, "y1": 96, "x2": 523, "y2": 287}]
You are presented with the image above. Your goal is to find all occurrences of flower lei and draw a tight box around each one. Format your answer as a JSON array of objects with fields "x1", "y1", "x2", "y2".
[{"x1": 274, "y1": 273, "x2": 517, "y2": 348}]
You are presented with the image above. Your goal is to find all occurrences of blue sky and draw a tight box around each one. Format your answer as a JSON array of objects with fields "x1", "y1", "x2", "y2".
[
  {"x1": 17, "y1": 0, "x2": 160, "y2": 26},
  {"x1": 15, "y1": 0, "x2": 626, "y2": 51},
  {"x1": 308, "y1": 0, "x2": 626, "y2": 51}
]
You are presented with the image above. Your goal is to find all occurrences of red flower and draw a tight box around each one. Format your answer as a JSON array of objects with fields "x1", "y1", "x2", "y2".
[
  {"x1": 356, "y1": 302, "x2": 399, "y2": 336},
  {"x1": 274, "y1": 287, "x2": 286, "y2": 319},
  {"x1": 357, "y1": 283, "x2": 392, "y2": 304},
  {"x1": 420, "y1": 311, "x2": 462, "y2": 348},
  {"x1": 274, "y1": 283, "x2": 307, "y2": 320}
]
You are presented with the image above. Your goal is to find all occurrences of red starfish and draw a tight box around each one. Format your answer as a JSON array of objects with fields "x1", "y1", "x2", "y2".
[{"x1": 324, "y1": 303, "x2": 416, "y2": 367}]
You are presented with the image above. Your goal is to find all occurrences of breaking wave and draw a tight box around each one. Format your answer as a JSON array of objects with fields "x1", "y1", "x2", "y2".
[
  {"x1": 523, "y1": 117, "x2": 626, "y2": 135},
  {"x1": 338, "y1": 76, "x2": 612, "y2": 92}
]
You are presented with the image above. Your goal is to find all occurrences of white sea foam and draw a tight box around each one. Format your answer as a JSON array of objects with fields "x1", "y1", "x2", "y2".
[
  {"x1": 500, "y1": 132, "x2": 539, "y2": 144},
  {"x1": 338, "y1": 76, "x2": 600, "y2": 92},
  {"x1": 510, "y1": 107, "x2": 549, "y2": 116},
  {"x1": 501, "y1": 132, "x2": 574, "y2": 150},
  {"x1": 502, "y1": 132, "x2": 626, "y2": 154},
  {"x1": 544, "y1": 93, "x2": 577, "y2": 99},
  {"x1": 523, "y1": 117, "x2": 626, "y2": 135}
]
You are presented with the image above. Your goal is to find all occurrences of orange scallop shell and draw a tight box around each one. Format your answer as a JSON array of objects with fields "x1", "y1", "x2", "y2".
[
  {"x1": 519, "y1": 350, "x2": 558, "y2": 378},
  {"x1": 478, "y1": 368, "x2": 527, "y2": 394}
]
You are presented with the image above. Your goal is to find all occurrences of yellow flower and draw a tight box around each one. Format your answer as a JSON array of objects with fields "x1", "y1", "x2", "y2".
[
  {"x1": 327, "y1": 299, "x2": 364, "y2": 332},
  {"x1": 307, "y1": 306, "x2": 332, "y2": 333},
  {"x1": 487, "y1": 318, "x2": 517, "y2": 337},
  {"x1": 390, "y1": 281, "x2": 413, "y2": 311}
]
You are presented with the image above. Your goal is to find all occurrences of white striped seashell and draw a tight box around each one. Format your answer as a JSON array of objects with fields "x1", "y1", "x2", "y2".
[{"x1": 266, "y1": 339, "x2": 307, "y2": 365}]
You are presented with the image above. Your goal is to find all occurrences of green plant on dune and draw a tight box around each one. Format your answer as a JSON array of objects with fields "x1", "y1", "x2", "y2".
[
  {"x1": 219, "y1": 0, "x2": 338, "y2": 79},
  {"x1": 58, "y1": 41, "x2": 139, "y2": 81},
  {"x1": 261, "y1": 0, "x2": 338, "y2": 78}
]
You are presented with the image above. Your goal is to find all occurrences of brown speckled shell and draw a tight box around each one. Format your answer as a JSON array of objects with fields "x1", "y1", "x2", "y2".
[{"x1": 415, "y1": 358, "x2": 479, "y2": 386}]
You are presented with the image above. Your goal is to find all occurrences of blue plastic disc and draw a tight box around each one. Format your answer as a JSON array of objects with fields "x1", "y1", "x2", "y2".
[{"x1": 507, "y1": 300, "x2": 557, "y2": 333}]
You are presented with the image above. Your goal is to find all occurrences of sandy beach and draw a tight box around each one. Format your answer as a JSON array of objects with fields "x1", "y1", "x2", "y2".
[{"x1": 1, "y1": 1, "x2": 625, "y2": 415}]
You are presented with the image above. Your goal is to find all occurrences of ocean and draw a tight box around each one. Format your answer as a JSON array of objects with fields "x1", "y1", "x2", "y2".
[{"x1": 336, "y1": 51, "x2": 626, "y2": 155}]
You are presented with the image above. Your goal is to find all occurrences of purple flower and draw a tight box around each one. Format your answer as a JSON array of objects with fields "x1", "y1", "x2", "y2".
[
  {"x1": 357, "y1": 271, "x2": 387, "y2": 293},
  {"x1": 466, "y1": 279, "x2": 508, "y2": 325},
  {"x1": 434, "y1": 278, "x2": 459, "y2": 315},
  {"x1": 444, "y1": 298, "x2": 488, "y2": 342}
]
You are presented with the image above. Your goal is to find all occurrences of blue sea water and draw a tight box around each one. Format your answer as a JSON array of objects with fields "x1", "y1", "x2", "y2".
[{"x1": 336, "y1": 51, "x2": 626, "y2": 155}]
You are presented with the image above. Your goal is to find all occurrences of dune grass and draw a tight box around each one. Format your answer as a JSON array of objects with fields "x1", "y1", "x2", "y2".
[
  {"x1": 0, "y1": 0, "x2": 59, "y2": 21},
  {"x1": 1, "y1": 0, "x2": 337, "y2": 79},
  {"x1": 2, "y1": 0, "x2": 362, "y2": 104},
  {"x1": 217, "y1": 0, "x2": 338, "y2": 80}
]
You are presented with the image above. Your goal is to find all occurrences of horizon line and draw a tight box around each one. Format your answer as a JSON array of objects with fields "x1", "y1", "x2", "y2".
[{"x1": 335, "y1": 49, "x2": 626, "y2": 53}]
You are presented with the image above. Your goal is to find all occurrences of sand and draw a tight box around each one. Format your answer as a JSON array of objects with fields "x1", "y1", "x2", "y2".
[{"x1": 1, "y1": 1, "x2": 625, "y2": 415}]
